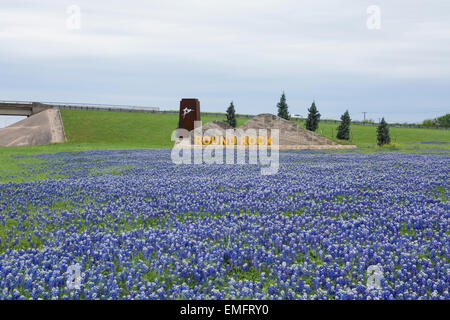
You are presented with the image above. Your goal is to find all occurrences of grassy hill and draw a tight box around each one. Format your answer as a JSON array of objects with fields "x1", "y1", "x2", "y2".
[
  {"x1": 0, "y1": 109, "x2": 446, "y2": 152},
  {"x1": 0, "y1": 109, "x2": 448, "y2": 182},
  {"x1": 60, "y1": 109, "x2": 449, "y2": 150},
  {"x1": 60, "y1": 109, "x2": 249, "y2": 148},
  {"x1": 294, "y1": 119, "x2": 449, "y2": 149}
]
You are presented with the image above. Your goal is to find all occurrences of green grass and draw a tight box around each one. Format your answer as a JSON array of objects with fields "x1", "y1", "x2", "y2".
[
  {"x1": 0, "y1": 151, "x2": 67, "y2": 183},
  {"x1": 0, "y1": 109, "x2": 449, "y2": 183},
  {"x1": 60, "y1": 109, "x2": 449, "y2": 150},
  {"x1": 292, "y1": 119, "x2": 450, "y2": 150},
  {"x1": 60, "y1": 109, "x2": 248, "y2": 148},
  {"x1": 0, "y1": 109, "x2": 447, "y2": 152},
  {"x1": 0, "y1": 110, "x2": 248, "y2": 182}
]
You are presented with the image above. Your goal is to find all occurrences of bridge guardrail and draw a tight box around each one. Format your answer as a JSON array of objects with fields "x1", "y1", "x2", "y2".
[{"x1": 1, "y1": 100, "x2": 448, "y2": 130}]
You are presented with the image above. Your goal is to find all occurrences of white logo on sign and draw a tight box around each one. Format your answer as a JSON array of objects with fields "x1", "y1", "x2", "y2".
[{"x1": 183, "y1": 107, "x2": 193, "y2": 119}]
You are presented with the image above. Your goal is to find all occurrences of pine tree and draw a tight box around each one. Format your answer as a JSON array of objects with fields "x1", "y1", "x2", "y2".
[
  {"x1": 377, "y1": 117, "x2": 391, "y2": 146},
  {"x1": 226, "y1": 101, "x2": 237, "y2": 128},
  {"x1": 277, "y1": 92, "x2": 290, "y2": 120},
  {"x1": 336, "y1": 110, "x2": 351, "y2": 140},
  {"x1": 305, "y1": 101, "x2": 321, "y2": 131}
]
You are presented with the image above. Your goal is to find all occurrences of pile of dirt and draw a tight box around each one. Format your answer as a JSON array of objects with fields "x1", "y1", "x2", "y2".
[
  {"x1": 176, "y1": 114, "x2": 356, "y2": 149},
  {"x1": 199, "y1": 120, "x2": 233, "y2": 131},
  {"x1": 238, "y1": 113, "x2": 338, "y2": 146}
]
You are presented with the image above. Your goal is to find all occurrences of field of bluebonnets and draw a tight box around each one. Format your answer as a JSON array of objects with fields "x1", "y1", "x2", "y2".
[{"x1": 0, "y1": 149, "x2": 448, "y2": 300}]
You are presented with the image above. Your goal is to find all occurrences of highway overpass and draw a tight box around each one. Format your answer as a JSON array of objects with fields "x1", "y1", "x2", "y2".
[
  {"x1": 0, "y1": 101, "x2": 44, "y2": 116},
  {"x1": 0, "y1": 100, "x2": 160, "y2": 116}
]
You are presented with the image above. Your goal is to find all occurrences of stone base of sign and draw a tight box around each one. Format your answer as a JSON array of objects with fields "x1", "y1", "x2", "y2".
[
  {"x1": 174, "y1": 113, "x2": 357, "y2": 150},
  {"x1": 173, "y1": 144, "x2": 357, "y2": 150},
  {"x1": 278, "y1": 144, "x2": 356, "y2": 150}
]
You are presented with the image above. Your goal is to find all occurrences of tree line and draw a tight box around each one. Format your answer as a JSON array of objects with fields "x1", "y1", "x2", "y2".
[
  {"x1": 225, "y1": 92, "x2": 391, "y2": 146},
  {"x1": 422, "y1": 114, "x2": 449, "y2": 128}
]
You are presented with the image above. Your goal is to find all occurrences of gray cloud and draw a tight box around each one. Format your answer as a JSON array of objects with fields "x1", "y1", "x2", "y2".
[{"x1": 0, "y1": 0, "x2": 449, "y2": 123}]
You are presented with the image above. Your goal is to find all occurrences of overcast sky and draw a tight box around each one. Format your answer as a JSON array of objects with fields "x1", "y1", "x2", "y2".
[{"x1": 1, "y1": 0, "x2": 449, "y2": 125}]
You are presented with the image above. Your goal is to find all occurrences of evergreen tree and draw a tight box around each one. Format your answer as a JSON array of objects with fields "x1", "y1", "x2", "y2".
[
  {"x1": 226, "y1": 101, "x2": 237, "y2": 128},
  {"x1": 277, "y1": 92, "x2": 290, "y2": 120},
  {"x1": 377, "y1": 117, "x2": 391, "y2": 146},
  {"x1": 305, "y1": 101, "x2": 321, "y2": 131},
  {"x1": 336, "y1": 110, "x2": 351, "y2": 140}
]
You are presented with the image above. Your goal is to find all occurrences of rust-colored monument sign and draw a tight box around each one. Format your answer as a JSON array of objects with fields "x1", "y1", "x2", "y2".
[{"x1": 178, "y1": 98, "x2": 200, "y2": 132}]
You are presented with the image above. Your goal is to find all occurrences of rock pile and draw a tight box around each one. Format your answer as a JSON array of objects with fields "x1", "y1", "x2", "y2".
[
  {"x1": 176, "y1": 113, "x2": 356, "y2": 150},
  {"x1": 239, "y1": 113, "x2": 338, "y2": 146}
]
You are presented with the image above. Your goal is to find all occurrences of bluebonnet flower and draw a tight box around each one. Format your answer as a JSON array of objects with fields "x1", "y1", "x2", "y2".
[{"x1": 0, "y1": 150, "x2": 447, "y2": 299}]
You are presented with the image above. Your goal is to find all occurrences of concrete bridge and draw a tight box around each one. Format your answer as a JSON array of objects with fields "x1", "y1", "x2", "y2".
[
  {"x1": 0, "y1": 100, "x2": 160, "y2": 146},
  {"x1": 0, "y1": 100, "x2": 160, "y2": 116},
  {"x1": 0, "y1": 101, "x2": 51, "y2": 116}
]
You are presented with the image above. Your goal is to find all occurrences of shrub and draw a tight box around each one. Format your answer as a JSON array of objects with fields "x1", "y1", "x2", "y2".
[
  {"x1": 436, "y1": 114, "x2": 450, "y2": 127},
  {"x1": 226, "y1": 101, "x2": 237, "y2": 128},
  {"x1": 336, "y1": 110, "x2": 351, "y2": 140},
  {"x1": 377, "y1": 117, "x2": 391, "y2": 146},
  {"x1": 277, "y1": 92, "x2": 290, "y2": 120},
  {"x1": 305, "y1": 101, "x2": 320, "y2": 132},
  {"x1": 422, "y1": 114, "x2": 449, "y2": 127}
]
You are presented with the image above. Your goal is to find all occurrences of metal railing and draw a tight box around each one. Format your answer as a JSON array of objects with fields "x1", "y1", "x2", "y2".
[{"x1": 0, "y1": 100, "x2": 447, "y2": 129}]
